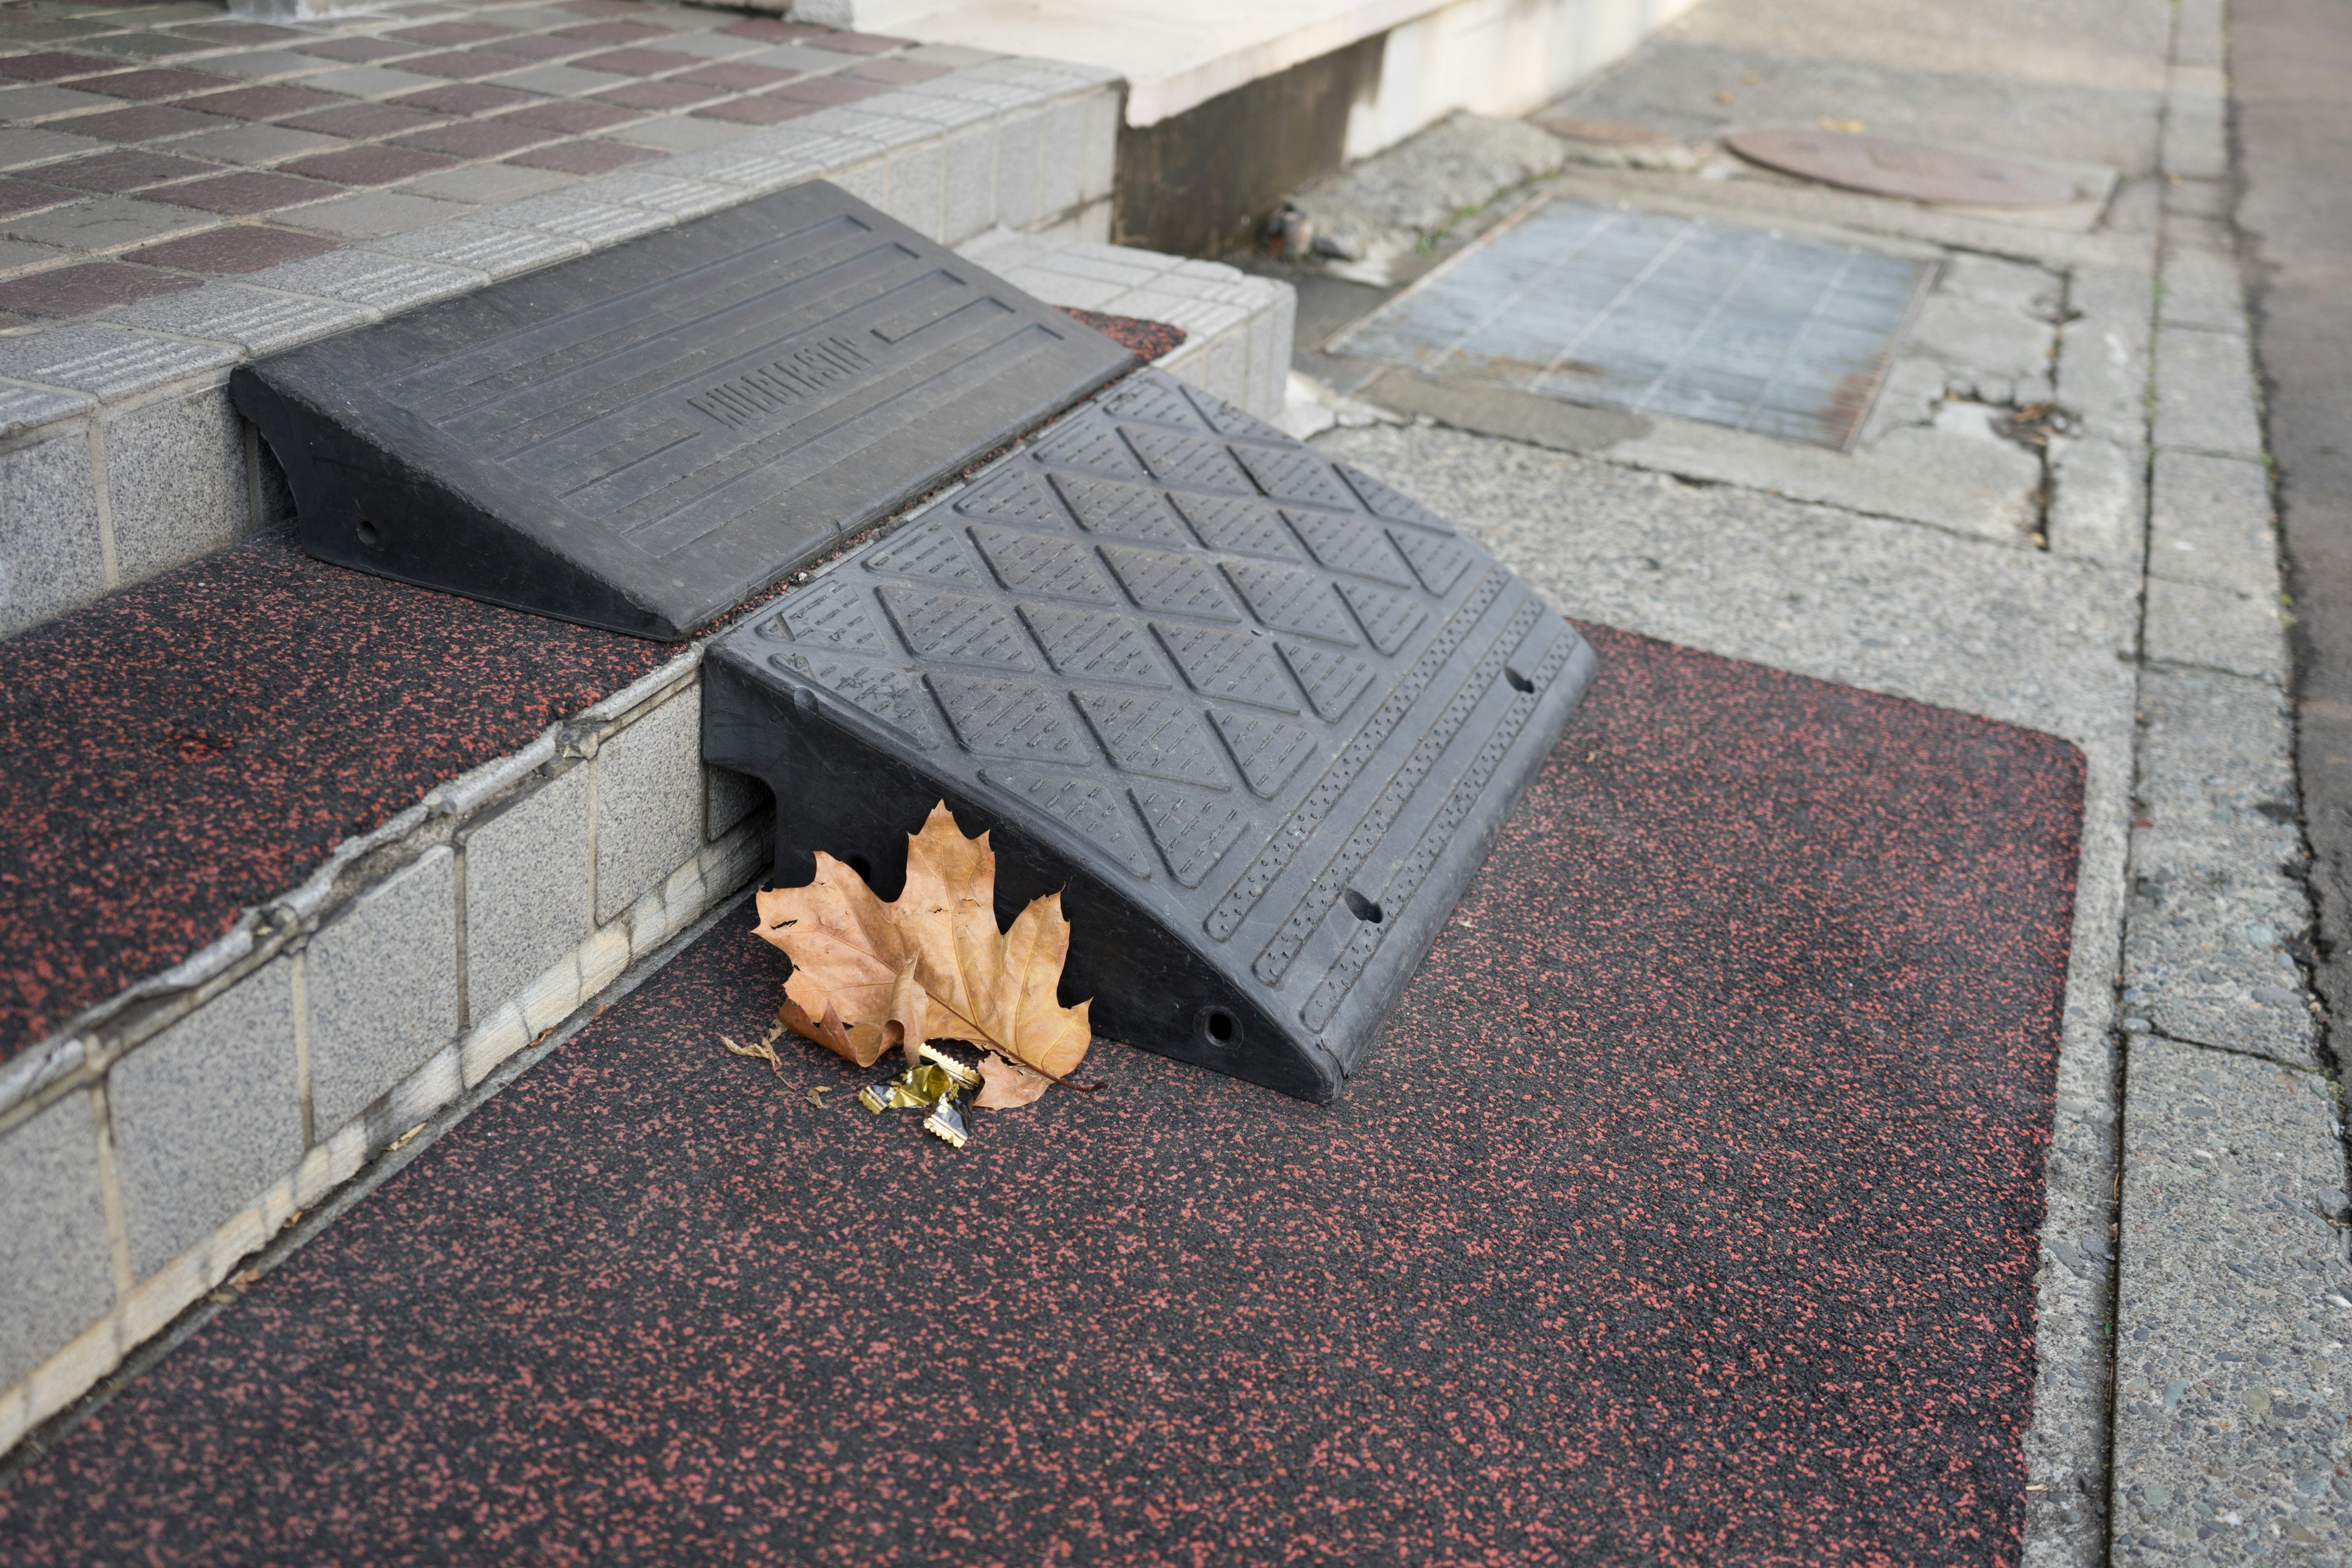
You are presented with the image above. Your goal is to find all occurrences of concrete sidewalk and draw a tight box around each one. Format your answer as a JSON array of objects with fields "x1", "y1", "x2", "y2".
[{"x1": 1280, "y1": 0, "x2": 2350, "y2": 1560}]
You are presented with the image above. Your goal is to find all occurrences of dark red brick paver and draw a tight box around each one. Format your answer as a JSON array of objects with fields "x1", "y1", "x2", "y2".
[
  {"x1": 279, "y1": 101, "x2": 448, "y2": 140},
  {"x1": 769, "y1": 72, "x2": 889, "y2": 104},
  {"x1": 182, "y1": 83, "x2": 348, "y2": 120},
  {"x1": 279, "y1": 145, "x2": 457, "y2": 186},
  {"x1": 0, "y1": 176, "x2": 74, "y2": 217},
  {"x1": 594, "y1": 78, "x2": 725, "y2": 110},
  {"x1": 386, "y1": 21, "x2": 512, "y2": 45},
  {"x1": 45, "y1": 104, "x2": 228, "y2": 141},
  {"x1": 551, "y1": 20, "x2": 671, "y2": 43},
  {"x1": 146, "y1": 169, "x2": 342, "y2": 214},
  {"x1": 0, "y1": 50, "x2": 117, "y2": 81},
  {"x1": 0, "y1": 258, "x2": 198, "y2": 317},
  {"x1": 469, "y1": 33, "x2": 585, "y2": 62},
  {"x1": 720, "y1": 17, "x2": 829, "y2": 42},
  {"x1": 503, "y1": 137, "x2": 659, "y2": 174},
  {"x1": 77, "y1": 66, "x2": 225, "y2": 100},
  {"x1": 391, "y1": 81, "x2": 542, "y2": 115},
  {"x1": 29, "y1": 148, "x2": 209, "y2": 192},
  {"x1": 497, "y1": 97, "x2": 641, "y2": 133},
  {"x1": 122, "y1": 224, "x2": 340, "y2": 273}
]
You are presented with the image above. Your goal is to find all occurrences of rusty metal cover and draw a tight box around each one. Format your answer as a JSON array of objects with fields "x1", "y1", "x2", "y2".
[
  {"x1": 1726, "y1": 128, "x2": 2078, "y2": 207},
  {"x1": 703, "y1": 368, "x2": 1597, "y2": 1102},
  {"x1": 233, "y1": 181, "x2": 1136, "y2": 641}
]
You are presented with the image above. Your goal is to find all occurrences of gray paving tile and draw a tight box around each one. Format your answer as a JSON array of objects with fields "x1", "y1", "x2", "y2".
[
  {"x1": 241, "y1": 247, "x2": 477, "y2": 313},
  {"x1": 0, "y1": 126, "x2": 110, "y2": 168},
  {"x1": 0, "y1": 379, "x2": 94, "y2": 440},
  {"x1": 476, "y1": 190, "x2": 666, "y2": 242},
  {"x1": 191, "y1": 49, "x2": 331, "y2": 82},
  {"x1": 491, "y1": 62, "x2": 631, "y2": 96},
  {"x1": 609, "y1": 112, "x2": 749, "y2": 152},
  {"x1": 168, "y1": 121, "x2": 341, "y2": 165},
  {"x1": 0, "y1": 85, "x2": 121, "y2": 123},
  {"x1": 2, "y1": 194, "x2": 213, "y2": 253},
  {"x1": 359, "y1": 216, "x2": 582, "y2": 278},
  {"x1": 301, "y1": 64, "x2": 446, "y2": 100},
  {"x1": 280, "y1": 187, "x2": 475, "y2": 238},
  {"x1": 396, "y1": 160, "x2": 572, "y2": 203},
  {"x1": 568, "y1": 168, "x2": 736, "y2": 217},
  {"x1": 2110, "y1": 1036, "x2": 2350, "y2": 1564},
  {"x1": 107, "y1": 277, "x2": 368, "y2": 353},
  {"x1": 0, "y1": 322, "x2": 233, "y2": 399}
]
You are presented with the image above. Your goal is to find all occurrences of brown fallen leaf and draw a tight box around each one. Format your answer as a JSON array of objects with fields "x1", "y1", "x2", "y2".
[
  {"x1": 722, "y1": 1032, "x2": 785, "y2": 1077},
  {"x1": 805, "y1": 1085, "x2": 831, "y2": 1107},
  {"x1": 974, "y1": 1052, "x2": 1050, "y2": 1110},
  {"x1": 755, "y1": 802, "x2": 1092, "y2": 1081}
]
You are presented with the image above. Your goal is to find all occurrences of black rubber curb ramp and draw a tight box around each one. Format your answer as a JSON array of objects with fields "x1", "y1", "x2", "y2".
[
  {"x1": 705, "y1": 370, "x2": 1597, "y2": 1101},
  {"x1": 232, "y1": 181, "x2": 1136, "y2": 640}
]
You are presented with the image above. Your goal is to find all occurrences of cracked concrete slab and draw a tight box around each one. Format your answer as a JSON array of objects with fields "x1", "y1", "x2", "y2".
[
  {"x1": 2149, "y1": 451, "x2": 2281, "y2": 601},
  {"x1": 2110, "y1": 1035, "x2": 2350, "y2": 1564},
  {"x1": 2146, "y1": 577, "x2": 2291, "y2": 686},
  {"x1": 2124, "y1": 667, "x2": 2317, "y2": 1066}
]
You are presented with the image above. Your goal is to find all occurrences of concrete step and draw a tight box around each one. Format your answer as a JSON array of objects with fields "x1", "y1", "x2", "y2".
[
  {"x1": 0, "y1": 241, "x2": 1291, "y2": 1461},
  {"x1": 0, "y1": 0, "x2": 1123, "y2": 641}
]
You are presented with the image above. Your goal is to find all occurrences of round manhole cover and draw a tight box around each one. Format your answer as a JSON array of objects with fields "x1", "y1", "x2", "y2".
[{"x1": 1726, "y1": 128, "x2": 2078, "y2": 207}]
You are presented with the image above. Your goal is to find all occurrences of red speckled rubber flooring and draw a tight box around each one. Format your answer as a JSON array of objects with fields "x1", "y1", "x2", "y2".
[
  {"x1": 0, "y1": 529, "x2": 671, "y2": 1061},
  {"x1": 0, "y1": 310, "x2": 1177, "y2": 1065},
  {"x1": 0, "y1": 625, "x2": 2081, "y2": 1566}
]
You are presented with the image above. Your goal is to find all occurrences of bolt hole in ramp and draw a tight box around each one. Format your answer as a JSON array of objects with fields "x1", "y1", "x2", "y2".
[{"x1": 1332, "y1": 198, "x2": 1936, "y2": 451}]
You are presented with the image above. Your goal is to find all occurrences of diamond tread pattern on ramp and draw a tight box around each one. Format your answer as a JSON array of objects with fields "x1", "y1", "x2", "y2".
[{"x1": 707, "y1": 369, "x2": 1594, "y2": 1099}]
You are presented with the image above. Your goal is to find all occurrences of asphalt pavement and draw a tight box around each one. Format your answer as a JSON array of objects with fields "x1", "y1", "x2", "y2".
[{"x1": 2236, "y1": 0, "x2": 2352, "y2": 1052}]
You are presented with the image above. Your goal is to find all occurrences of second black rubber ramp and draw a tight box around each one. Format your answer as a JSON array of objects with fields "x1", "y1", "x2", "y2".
[
  {"x1": 704, "y1": 369, "x2": 1597, "y2": 1099},
  {"x1": 232, "y1": 181, "x2": 1137, "y2": 641}
]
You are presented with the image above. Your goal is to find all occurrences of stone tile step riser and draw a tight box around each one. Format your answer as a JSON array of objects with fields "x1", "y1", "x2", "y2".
[{"x1": 0, "y1": 664, "x2": 773, "y2": 1457}]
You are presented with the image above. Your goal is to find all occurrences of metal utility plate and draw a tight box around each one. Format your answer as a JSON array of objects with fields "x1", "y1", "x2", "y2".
[
  {"x1": 1333, "y1": 198, "x2": 1936, "y2": 451},
  {"x1": 704, "y1": 369, "x2": 1596, "y2": 1102},
  {"x1": 1727, "y1": 128, "x2": 2079, "y2": 208},
  {"x1": 232, "y1": 181, "x2": 1137, "y2": 641}
]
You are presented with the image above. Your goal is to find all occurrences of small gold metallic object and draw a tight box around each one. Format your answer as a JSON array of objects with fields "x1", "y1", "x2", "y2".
[
  {"x1": 918, "y1": 1043, "x2": 981, "y2": 1090},
  {"x1": 922, "y1": 1093, "x2": 970, "y2": 1148}
]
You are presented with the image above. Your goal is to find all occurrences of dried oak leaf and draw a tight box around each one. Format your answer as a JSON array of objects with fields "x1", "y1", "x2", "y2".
[
  {"x1": 974, "y1": 1052, "x2": 1050, "y2": 1110},
  {"x1": 754, "y1": 802, "x2": 1092, "y2": 1081}
]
